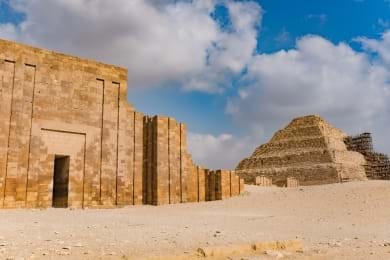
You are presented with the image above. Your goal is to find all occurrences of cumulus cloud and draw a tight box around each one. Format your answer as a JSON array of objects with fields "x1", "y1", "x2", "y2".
[
  {"x1": 187, "y1": 132, "x2": 259, "y2": 169},
  {"x1": 358, "y1": 30, "x2": 390, "y2": 66},
  {"x1": 0, "y1": 0, "x2": 261, "y2": 92},
  {"x1": 227, "y1": 34, "x2": 390, "y2": 156},
  {"x1": 195, "y1": 33, "x2": 390, "y2": 168},
  {"x1": 1, "y1": 0, "x2": 389, "y2": 169}
]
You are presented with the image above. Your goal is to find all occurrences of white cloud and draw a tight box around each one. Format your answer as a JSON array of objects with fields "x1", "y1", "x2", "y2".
[
  {"x1": 187, "y1": 132, "x2": 258, "y2": 169},
  {"x1": 1, "y1": 1, "x2": 390, "y2": 169},
  {"x1": 189, "y1": 31, "x2": 390, "y2": 168},
  {"x1": 0, "y1": 0, "x2": 261, "y2": 92},
  {"x1": 226, "y1": 34, "x2": 390, "y2": 158},
  {"x1": 358, "y1": 30, "x2": 390, "y2": 66}
]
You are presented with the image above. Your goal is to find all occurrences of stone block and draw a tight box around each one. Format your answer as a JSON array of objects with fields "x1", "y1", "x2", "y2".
[
  {"x1": 197, "y1": 166, "x2": 206, "y2": 202},
  {"x1": 168, "y1": 118, "x2": 181, "y2": 204},
  {"x1": 215, "y1": 170, "x2": 231, "y2": 200},
  {"x1": 230, "y1": 171, "x2": 240, "y2": 197},
  {"x1": 239, "y1": 178, "x2": 244, "y2": 194}
]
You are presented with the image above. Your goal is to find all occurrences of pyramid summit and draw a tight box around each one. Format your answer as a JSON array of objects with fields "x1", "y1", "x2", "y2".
[{"x1": 236, "y1": 115, "x2": 368, "y2": 186}]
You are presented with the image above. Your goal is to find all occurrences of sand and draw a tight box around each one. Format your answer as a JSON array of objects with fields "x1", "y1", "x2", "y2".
[{"x1": 1, "y1": 180, "x2": 390, "y2": 259}]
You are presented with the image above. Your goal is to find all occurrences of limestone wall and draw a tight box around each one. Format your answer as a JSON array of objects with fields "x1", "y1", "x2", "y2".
[
  {"x1": 204, "y1": 170, "x2": 240, "y2": 201},
  {"x1": 0, "y1": 39, "x2": 139, "y2": 208},
  {"x1": 0, "y1": 39, "x2": 244, "y2": 209},
  {"x1": 142, "y1": 115, "x2": 244, "y2": 205},
  {"x1": 255, "y1": 176, "x2": 272, "y2": 186}
]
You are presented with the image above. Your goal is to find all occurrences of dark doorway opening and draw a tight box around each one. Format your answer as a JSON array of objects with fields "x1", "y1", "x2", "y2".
[{"x1": 52, "y1": 155, "x2": 70, "y2": 208}]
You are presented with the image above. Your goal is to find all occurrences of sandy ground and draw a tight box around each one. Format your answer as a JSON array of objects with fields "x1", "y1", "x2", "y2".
[{"x1": 1, "y1": 180, "x2": 390, "y2": 259}]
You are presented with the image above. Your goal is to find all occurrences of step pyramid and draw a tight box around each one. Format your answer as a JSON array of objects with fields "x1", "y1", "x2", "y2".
[{"x1": 236, "y1": 115, "x2": 367, "y2": 186}]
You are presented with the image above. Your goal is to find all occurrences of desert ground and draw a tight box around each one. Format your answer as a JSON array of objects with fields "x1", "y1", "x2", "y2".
[{"x1": 1, "y1": 180, "x2": 390, "y2": 259}]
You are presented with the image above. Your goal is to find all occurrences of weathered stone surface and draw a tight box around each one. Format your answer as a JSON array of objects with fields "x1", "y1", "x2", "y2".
[
  {"x1": 230, "y1": 171, "x2": 240, "y2": 197},
  {"x1": 197, "y1": 166, "x2": 206, "y2": 202},
  {"x1": 0, "y1": 38, "x2": 243, "y2": 208},
  {"x1": 215, "y1": 170, "x2": 231, "y2": 200},
  {"x1": 0, "y1": 39, "x2": 132, "y2": 209},
  {"x1": 236, "y1": 115, "x2": 367, "y2": 186},
  {"x1": 206, "y1": 170, "x2": 216, "y2": 201},
  {"x1": 255, "y1": 176, "x2": 272, "y2": 187},
  {"x1": 286, "y1": 177, "x2": 299, "y2": 188},
  {"x1": 344, "y1": 133, "x2": 390, "y2": 180}
]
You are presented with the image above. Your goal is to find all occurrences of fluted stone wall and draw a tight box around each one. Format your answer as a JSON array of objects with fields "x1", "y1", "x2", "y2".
[
  {"x1": 0, "y1": 39, "x2": 244, "y2": 209},
  {"x1": 142, "y1": 115, "x2": 243, "y2": 205}
]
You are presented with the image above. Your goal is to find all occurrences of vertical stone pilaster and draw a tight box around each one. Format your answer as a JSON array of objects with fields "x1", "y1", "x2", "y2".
[
  {"x1": 117, "y1": 103, "x2": 134, "y2": 206},
  {"x1": 0, "y1": 60, "x2": 15, "y2": 208},
  {"x1": 197, "y1": 166, "x2": 206, "y2": 202},
  {"x1": 205, "y1": 169, "x2": 210, "y2": 201},
  {"x1": 186, "y1": 162, "x2": 198, "y2": 203},
  {"x1": 215, "y1": 170, "x2": 231, "y2": 200},
  {"x1": 208, "y1": 171, "x2": 216, "y2": 201},
  {"x1": 239, "y1": 178, "x2": 245, "y2": 194},
  {"x1": 142, "y1": 116, "x2": 154, "y2": 205},
  {"x1": 4, "y1": 63, "x2": 35, "y2": 208},
  {"x1": 154, "y1": 116, "x2": 169, "y2": 205},
  {"x1": 168, "y1": 118, "x2": 181, "y2": 204},
  {"x1": 230, "y1": 171, "x2": 240, "y2": 197},
  {"x1": 133, "y1": 111, "x2": 143, "y2": 205},
  {"x1": 100, "y1": 81, "x2": 119, "y2": 207},
  {"x1": 179, "y1": 124, "x2": 187, "y2": 203}
]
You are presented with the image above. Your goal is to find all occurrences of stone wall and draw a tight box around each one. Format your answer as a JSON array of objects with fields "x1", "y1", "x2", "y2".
[
  {"x1": 255, "y1": 176, "x2": 272, "y2": 187},
  {"x1": 0, "y1": 39, "x2": 137, "y2": 208},
  {"x1": 142, "y1": 115, "x2": 243, "y2": 205},
  {"x1": 204, "y1": 170, "x2": 241, "y2": 201},
  {"x1": 345, "y1": 133, "x2": 390, "y2": 180},
  {"x1": 0, "y1": 39, "x2": 244, "y2": 209}
]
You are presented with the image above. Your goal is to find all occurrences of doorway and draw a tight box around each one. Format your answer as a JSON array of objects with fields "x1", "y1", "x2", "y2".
[{"x1": 52, "y1": 155, "x2": 70, "y2": 208}]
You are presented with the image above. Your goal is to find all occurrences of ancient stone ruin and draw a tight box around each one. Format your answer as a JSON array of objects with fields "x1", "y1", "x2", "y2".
[
  {"x1": 0, "y1": 39, "x2": 244, "y2": 209},
  {"x1": 344, "y1": 133, "x2": 390, "y2": 180},
  {"x1": 236, "y1": 115, "x2": 368, "y2": 186}
]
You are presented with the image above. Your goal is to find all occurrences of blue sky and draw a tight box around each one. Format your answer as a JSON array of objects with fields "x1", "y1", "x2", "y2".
[
  {"x1": 1, "y1": 0, "x2": 389, "y2": 168},
  {"x1": 132, "y1": 0, "x2": 390, "y2": 129},
  {"x1": 258, "y1": 0, "x2": 390, "y2": 53}
]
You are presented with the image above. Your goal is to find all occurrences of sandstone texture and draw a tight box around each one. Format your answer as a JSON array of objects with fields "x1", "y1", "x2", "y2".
[
  {"x1": 0, "y1": 38, "x2": 243, "y2": 209},
  {"x1": 236, "y1": 115, "x2": 367, "y2": 186}
]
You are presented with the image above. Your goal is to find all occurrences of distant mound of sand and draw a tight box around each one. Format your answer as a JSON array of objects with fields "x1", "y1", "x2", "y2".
[{"x1": 236, "y1": 115, "x2": 367, "y2": 186}]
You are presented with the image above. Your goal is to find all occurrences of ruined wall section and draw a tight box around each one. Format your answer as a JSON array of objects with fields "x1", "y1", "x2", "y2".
[{"x1": 345, "y1": 133, "x2": 390, "y2": 180}]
